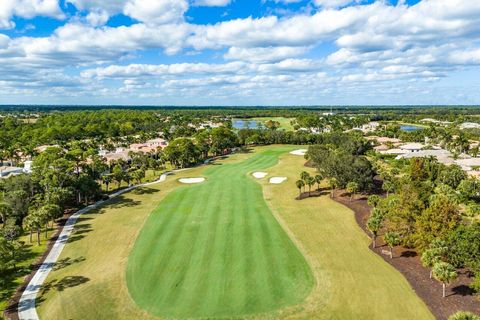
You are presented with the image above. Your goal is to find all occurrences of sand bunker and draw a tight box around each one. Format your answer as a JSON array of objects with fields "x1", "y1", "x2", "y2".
[
  {"x1": 290, "y1": 149, "x2": 307, "y2": 156},
  {"x1": 179, "y1": 177, "x2": 205, "y2": 184},
  {"x1": 252, "y1": 172, "x2": 268, "y2": 179},
  {"x1": 269, "y1": 177, "x2": 287, "y2": 184}
]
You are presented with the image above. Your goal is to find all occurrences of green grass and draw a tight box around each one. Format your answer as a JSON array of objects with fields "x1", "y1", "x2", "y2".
[
  {"x1": 126, "y1": 146, "x2": 313, "y2": 318},
  {"x1": 252, "y1": 117, "x2": 295, "y2": 131},
  {"x1": 36, "y1": 146, "x2": 433, "y2": 320},
  {"x1": 0, "y1": 229, "x2": 53, "y2": 313},
  {"x1": 260, "y1": 152, "x2": 434, "y2": 319}
]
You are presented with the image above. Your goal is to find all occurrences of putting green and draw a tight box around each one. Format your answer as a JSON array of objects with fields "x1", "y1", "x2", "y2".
[{"x1": 126, "y1": 147, "x2": 314, "y2": 318}]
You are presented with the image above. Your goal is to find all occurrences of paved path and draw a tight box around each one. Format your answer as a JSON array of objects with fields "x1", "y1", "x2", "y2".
[{"x1": 18, "y1": 172, "x2": 172, "y2": 320}]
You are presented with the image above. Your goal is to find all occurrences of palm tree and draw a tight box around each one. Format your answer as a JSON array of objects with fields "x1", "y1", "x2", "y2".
[
  {"x1": 22, "y1": 214, "x2": 35, "y2": 243},
  {"x1": 132, "y1": 169, "x2": 146, "y2": 185},
  {"x1": 306, "y1": 176, "x2": 315, "y2": 195},
  {"x1": 36, "y1": 206, "x2": 52, "y2": 239},
  {"x1": 346, "y1": 181, "x2": 359, "y2": 202},
  {"x1": 367, "y1": 195, "x2": 380, "y2": 207},
  {"x1": 366, "y1": 211, "x2": 383, "y2": 248},
  {"x1": 314, "y1": 174, "x2": 323, "y2": 190},
  {"x1": 26, "y1": 212, "x2": 43, "y2": 245},
  {"x1": 432, "y1": 262, "x2": 457, "y2": 298},
  {"x1": 295, "y1": 180, "x2": 305, "y2": 197},
  {"x1": 327, "y1": 178, "x2": 338, "y2": 198},
  {"x1": 421, "y1": 249, "x2": 441, "y2": 279},
  {"x1": 382, "y1": 179, "x2": 395, "y2": 197},
  {"x1": 448, "y1": 311, "x2": 480, "y2": 320},
  {"x1": 300, "y1": 171, "x2": 310, "y2": 182},
  {"x1": 42, "y1": 204, "x2": 62, "y2": 227},
  {"x1": 102, "y1": 174, "x2": 113, "y2": 192},
  {"x1": 384, "y1": 231, "x2": 400, "y2": 259}
]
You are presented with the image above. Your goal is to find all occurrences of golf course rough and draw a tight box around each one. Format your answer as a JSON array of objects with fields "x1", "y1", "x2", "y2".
[{"x1": 126, "y1": 147, "x2": 314, "y2": 319}]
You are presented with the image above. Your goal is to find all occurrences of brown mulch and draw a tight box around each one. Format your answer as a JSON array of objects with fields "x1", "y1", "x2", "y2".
[
  {"x1": 3, "y1": 208, "x2": 78, "y2": 320},
  {"x1": 333, "y1": 190, "x2": 480, "y2": 320}
]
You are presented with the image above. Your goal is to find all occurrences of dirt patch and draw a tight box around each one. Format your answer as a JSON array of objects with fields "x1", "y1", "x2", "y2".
[{"x1": 332, "y1": 190, "x2": 480, "y2": 320}]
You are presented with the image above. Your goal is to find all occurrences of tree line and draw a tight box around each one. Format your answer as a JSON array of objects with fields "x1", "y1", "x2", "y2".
[{"x1": 367, "y1": 156, "x2": 480, "y2": 299}]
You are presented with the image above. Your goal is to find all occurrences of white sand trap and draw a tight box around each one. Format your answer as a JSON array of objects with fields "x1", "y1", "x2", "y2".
[
  {"x1": 290, "y1": 149, "x2": 307, "y2": 156},
  {"x1": 269, "y1": 177, "x2": 287, "y2": 184},
  {"x1": 179, "y1": 177, "x2": 205, "y2": 184},
  {"x1": 252, "y1": 172, "x2": 268, "y2": 179}
]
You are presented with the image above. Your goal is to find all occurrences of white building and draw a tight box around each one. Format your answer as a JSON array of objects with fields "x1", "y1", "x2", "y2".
[
  {"x1": 396, "y1": 149, "x2": 454, "y2": 165},
  {"x1": 460, "y1": 122, "x2": 480, "y2": 130},
  {"x1": 360, "y1": 122, "x2": 380, "y2": 133},
  {"x1": 454, "y1": 158, "x2": 480, "y2": 171},
  {"x1": 420, "y1": 118, "x2": 453, "y2": 126},
  {"x1": 399, "y1": 143, "x2": 425, "y2": 152}
]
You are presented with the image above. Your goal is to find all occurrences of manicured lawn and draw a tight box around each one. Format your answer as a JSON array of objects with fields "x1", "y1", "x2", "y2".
[
  {"x1": 252, "y1": 117, "x2": 295, "y2": 131},
  {"x1": 259, "y1": 152, "x2": 434, "y2": 319},
  {"x1": 126, "y1": 146, "x2": 313, "y2": 318},
  {"x1": 36, "y1": 145, "x2": 433, "y2": 319}
]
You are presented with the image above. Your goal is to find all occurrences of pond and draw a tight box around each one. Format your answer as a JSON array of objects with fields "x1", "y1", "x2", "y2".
[
  {"x1": 232, "y1": 119, "x2": 261, "y2": 129},
  {"x1": 400, "y1": 125, "x2": 424, "y2": 132}
]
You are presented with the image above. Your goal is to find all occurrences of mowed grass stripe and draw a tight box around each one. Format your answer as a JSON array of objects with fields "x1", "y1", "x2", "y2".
[
  {"x1": 128, "y1": 185, "x2": 208, "y2": 307},
  {"x1": 126, "y1": 147, "x2": 313, "y2": 318},
  {"x1": 176, "y1": 180, "x2": 224, "y2": 314},
  {"x1": 152, "y1": 182, "x2": 218, "y2": 309},
  {"x1": 151, "y1": 189, "x2": 205, "y2": 307}
]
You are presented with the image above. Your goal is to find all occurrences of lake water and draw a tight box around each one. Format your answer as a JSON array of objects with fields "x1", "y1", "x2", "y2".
[
  {"x1": 400, "y1": 125, "x2": 423, "y2": 132},
  {"x1": 232, "y1": 119, "x2": 261, "y2": 129}
]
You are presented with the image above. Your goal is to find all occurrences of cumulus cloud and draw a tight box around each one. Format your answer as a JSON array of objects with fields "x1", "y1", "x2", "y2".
[
  {"x1": 123, "y1": 0, "x2": 188, "y2": 25},
  {"x1": 224, "y1": 46, "x2": 309, "y2": 63},
  {"x1": 66, "y1": 0, "x2": 189, "y2": 25},
  {"x1": 65, "y1": 0, "x2": 126, "y2": 13},
  {"x1": 194, "y1": 0, "x2": 232, "y2": 6},
  {"x1": 313, "y1": 0, "x2": 360, "y2": 9},
  {"x1": 0, "y1": 0, "x2": 64, "y2": 29},
  {"x1": 85, "y1": 9, "x2": 109, "y2": 27},
  {"x1": 1, "y1": 0, "x2": 480, "y2": 104}
]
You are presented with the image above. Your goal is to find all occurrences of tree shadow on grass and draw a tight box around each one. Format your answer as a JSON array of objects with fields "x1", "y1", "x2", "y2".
[
  {"x1": 237, "y1": 147, "x2": 254, "y2": 154},
  {"x1": 67, "y1": 223, "x2": 92, "y2": 244},
  {"x1": 97, "y1": 197, "x2": 141, "y2": 212},
  {"x1": 132, "y1": 187, "x2": 160, "y2": 195},
  {"x1": 296, "y1": 189, "x2": 330, "y2": 200},
  {"x1": 52, "y1": 256, "x2": 86, "y2": 271},
  {"x1": 40, "y1": 276, "x2": 90, "y2": 296}
]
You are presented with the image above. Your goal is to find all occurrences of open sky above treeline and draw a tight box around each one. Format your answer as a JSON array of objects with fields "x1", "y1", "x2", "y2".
[{"x1": 0, "y1": 0, "x2": 480, "y2": 106}]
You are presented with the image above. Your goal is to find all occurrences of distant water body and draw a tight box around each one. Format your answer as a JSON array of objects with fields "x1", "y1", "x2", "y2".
[
  {"x1": 232, "y1": 119, "x2": 261, "y2": 129},
  {"x1": 400, "y1": 125, "x2": 423, "y2": 132}
]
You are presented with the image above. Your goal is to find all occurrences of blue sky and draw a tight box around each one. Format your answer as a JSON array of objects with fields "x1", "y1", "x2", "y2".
[{"x1": 0, "y1": 0, "x2": 479, "y2": 105}]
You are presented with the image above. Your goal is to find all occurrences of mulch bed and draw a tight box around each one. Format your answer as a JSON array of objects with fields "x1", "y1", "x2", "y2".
[
  {"x1": 333, "y1": 190, "x2": 480, "y2": 320},
  {"x1": 3, "y1": 208, "x2": 77, "y2": 320}
]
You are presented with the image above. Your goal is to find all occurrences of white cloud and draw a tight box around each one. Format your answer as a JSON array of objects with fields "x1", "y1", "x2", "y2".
[
  {"x1": 85, "y1": 9, "x2": 109, "y2": 27},
  {"x1": 67, "y1": 0, "x2": 189, "y2": 25},
  {"x1": 194, "y1": 0, "x2": 232, "y2": 7},
  {"x1": 65, "y1": 0, "x2": 126, "y2": 14},
  {"x1": 123, "y1": 0, "x2": 188, "y2": 25},
  {"x1": 313, "y1": 0, "x2": 360, "y2": 9},
  {"x1": 81, "y1": 61, "x2": 249, "y2": 79},
  {"x1": 0, "y1": 0, "x2": 64, "y2": 29},
  {"x1": 2, "y1": 0, "x2": 480, "y2": 105},
  {"x1": 224, "y1": 46, "x2": 309, "y2": 63}
]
